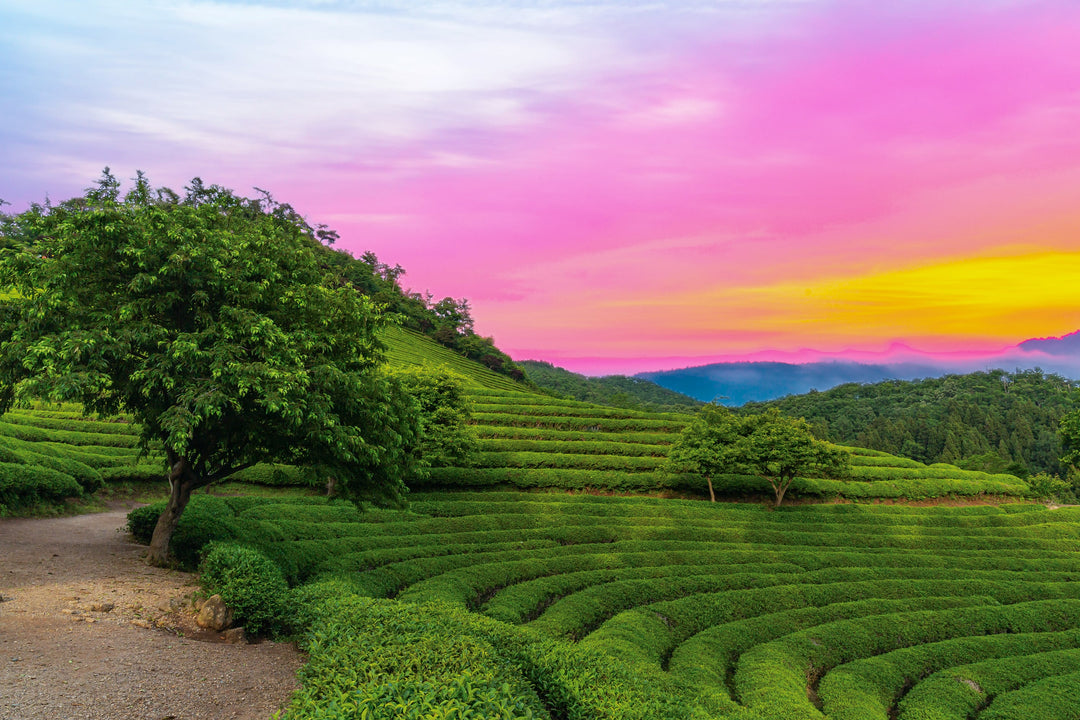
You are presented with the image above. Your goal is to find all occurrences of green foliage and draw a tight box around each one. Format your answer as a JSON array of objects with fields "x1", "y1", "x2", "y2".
[
  {"x1": 199, "y1": 542, "x2": 288, "y2": 635},
  {"x1": 127, "y1": 495, "x2": 240, "y2": 568},
  {"x1": 1026, "y1": 472, "x2": 1071, "y2": 500},
  {"x1": 978, "y1": 670, "x2": 1080, "y2": 720},
  {"x1": 116, "y1": 491, "x2": 1080, "y2": 719},
  {"x1": 388, "y1": 365, "x2": 478, "y2": 471},
  {"x1": 519, "y1": 360, "x2": 703, "y2": 413},
  {"x1": 1061, "y1": 403, "x2": 1080, "y2": 471},
  {"x1": 281, "y1": 592, "x2": 551, "y2": 719},
  {"x1": 746, "y1": 369, "x2": 1078, "y2": 476},
  {"x1": 0, "y1": 171, "x2": 422, "y2": 558},
  {"x1": 0, "y1": 462, "x2": 83, "y2": 509},
  {"x1": 668, "y1": 404, "x2": 849, "y2": 504}
]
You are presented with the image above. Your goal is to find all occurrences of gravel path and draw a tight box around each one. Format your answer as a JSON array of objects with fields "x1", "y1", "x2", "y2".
[{"x1": 0, "y1": 507, "x2": 304, "y2": 720}]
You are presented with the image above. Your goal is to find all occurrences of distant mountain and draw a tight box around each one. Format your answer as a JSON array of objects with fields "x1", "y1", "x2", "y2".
[
  {"x1": 636, "y1": 330, "x2": 1080, "y2": 406},
  {"x1": 519, "y1": 360, "x2": 703, "y2": 412},
  {"x1": 637, "y1": 361, "x2": 947, "y2": 406},
  {"x1": 1019, "y1": 330, "x2": 1080, "y2": 355}
]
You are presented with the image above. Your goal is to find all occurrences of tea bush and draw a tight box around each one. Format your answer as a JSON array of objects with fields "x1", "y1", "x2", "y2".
[{"x1": 200, "y1": 542, "x2": 288, "y2": 635}]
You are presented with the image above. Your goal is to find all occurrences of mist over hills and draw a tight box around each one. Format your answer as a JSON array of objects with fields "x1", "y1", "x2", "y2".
[{"x1": 636, "y1": 331, "x2": 1080, "y2": 405}]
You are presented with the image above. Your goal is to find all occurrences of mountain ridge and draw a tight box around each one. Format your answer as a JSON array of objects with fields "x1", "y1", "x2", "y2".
[{"x1": 635, "y1": 330, "x2": 1080, "y2": 405}]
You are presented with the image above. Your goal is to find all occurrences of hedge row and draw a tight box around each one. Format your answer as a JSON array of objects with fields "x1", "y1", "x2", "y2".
[
  {"x1": 473, "y1": 426, "x2": 677, "y2": 445},
  {"x1": 422, "y1": 467, "x2": 696, "y2": 492},
  {"x1": 734, "y1": 600, "x2": 1080, "y2": 719},
  {"x1": 1, "y1": 412, "x2": 140, "y2": 436},
  {"x1": 824, "y1": 630, "x2": 1080, "y2": 720},
  {"x1": 476, "y1": 438, "x2": 670, "y2": 457},
  {"x1": 473, "y1": 413, "x2": 687, "y2": 432},
  {"x1": 282, "y1": 582, "x2": 701, "y2": 720},
  {"x1": 0, "y1": 462, "x2": 84, "y2": 509},
  {"x1": 123, "y1": 493, "x2": 1080, "y2": 719},
  {"x1": 472, "y1": 402, "x2": 688, "y2": 422},
  {"x1": 900, "y1": 653, "x2": 1080, "y2": 720},
  {"x1": 0, "y1": 420, "x2": 140, "y2": 448},
  {"x1": 472, "y1": 451, "x2": 666, "y2": 472}
]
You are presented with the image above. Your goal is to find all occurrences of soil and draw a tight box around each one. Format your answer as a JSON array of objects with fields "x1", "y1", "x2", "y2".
[{"x1": 0, "y1": 504, "x2": 304, "y2": 720}]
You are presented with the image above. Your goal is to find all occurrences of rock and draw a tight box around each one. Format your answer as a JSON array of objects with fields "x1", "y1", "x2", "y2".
[
  {"x1": 195, "y1": 594, "x2": 233, "y2": 631},
  {"x1": 221, "y1": 627, "x2": 246, "y2": 644},
  {"x1": 89, "y1": 601, "x2": 115, "y2": 613}
]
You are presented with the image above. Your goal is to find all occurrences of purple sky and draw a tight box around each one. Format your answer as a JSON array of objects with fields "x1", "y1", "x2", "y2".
[{"x1": 3, "y1": 1, "x2": 1080, "y2": 374}]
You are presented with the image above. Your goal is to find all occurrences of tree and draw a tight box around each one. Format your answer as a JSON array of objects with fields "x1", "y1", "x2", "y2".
[
  {"x1": 668, "y1": 404, "x2": 849, "y2": 506},
  {"x1": 1061, "y1": 404, "x2": 1080, "y2": 473},
  {"x1": 387, "y1": 365, "x2": 477, "y2": 471},
  {"x1": 0, "y1": 171, "x2": 421, "y2": 564},
  {"x1": 666, "y1": 404, "x2": 739, "y2": 502}
]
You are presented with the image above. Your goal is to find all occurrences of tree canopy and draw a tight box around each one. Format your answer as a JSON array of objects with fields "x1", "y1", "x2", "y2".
[
  {"x1": 668, "y1": 405, "x2": 849, "y2": 506},
  {"x1": 744, "y1": 369, "x2": 1077, "y2": 477},
  {"x1": 1061, "y1": 401, "x2": 1080, "y2": 475},
  {"x1": 0, "y1": 171, "x2": 421, "y2": 563}
]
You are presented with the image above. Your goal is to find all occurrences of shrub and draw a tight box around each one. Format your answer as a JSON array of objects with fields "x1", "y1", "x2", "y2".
[
  {"x1": 1026, "y1": 472, "x2": 1070, "y2": 499},
  {"x1": 0, "y1": 462, "x2": 83, "y2": 509},
  {"x1": 200, "y1": 542, "x2": 288, "y2": 636},
  {"x1": 126, "y1": 494, "x2": 240, "y2": 568}
]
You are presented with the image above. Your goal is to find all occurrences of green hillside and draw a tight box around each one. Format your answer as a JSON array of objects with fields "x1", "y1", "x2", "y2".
[
  {"x1": 743, "y1": 369, "x2": 1078, "y2": 477},
  {"x1": 519, "y1": 359, "x2": 704, "y2": 412},
  {"x1": 0, "y1": 325, "x2": 1035, "y2": 513}
]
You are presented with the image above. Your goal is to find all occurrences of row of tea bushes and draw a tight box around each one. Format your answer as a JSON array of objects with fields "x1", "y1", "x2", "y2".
[{"x1": 130, "y1": 492, "x2": 1080, "y2": 719}]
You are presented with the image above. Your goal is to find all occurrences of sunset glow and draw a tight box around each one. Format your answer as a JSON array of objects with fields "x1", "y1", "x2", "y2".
[{"x1": 3, "y1": 1, "x2": 1079, "y2": 374}]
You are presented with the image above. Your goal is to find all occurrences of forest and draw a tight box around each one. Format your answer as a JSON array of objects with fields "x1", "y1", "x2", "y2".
[{"x1": 744, "y1": 369, "x2": 1078, "y2": 477}]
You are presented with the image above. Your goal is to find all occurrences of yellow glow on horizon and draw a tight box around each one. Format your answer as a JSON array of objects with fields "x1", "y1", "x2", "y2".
[
  {"x1": 599, "y1": 250, "x2": 1080, "y2": 354},
  {"x1": 752, "y1": 250, "x2": 1080, "y2": 343}
]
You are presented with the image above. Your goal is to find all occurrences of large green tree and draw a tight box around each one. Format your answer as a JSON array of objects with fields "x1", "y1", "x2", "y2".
[
  {"x1": 0, "y1": 171, "x2": 420, "y2": 563},
  {"x1": 668, "y1": 404, "x2": 849, "y2": 506}
]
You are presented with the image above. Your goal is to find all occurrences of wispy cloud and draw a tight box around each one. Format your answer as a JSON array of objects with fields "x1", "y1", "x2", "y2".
[{"x1": 3, "y1": 0, "x2": 1079, "y2": 375}]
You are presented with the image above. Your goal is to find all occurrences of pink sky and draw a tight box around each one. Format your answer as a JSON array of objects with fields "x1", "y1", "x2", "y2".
[{"x1": 4, "y1": 1, "x2": 1080, "y2": 374}]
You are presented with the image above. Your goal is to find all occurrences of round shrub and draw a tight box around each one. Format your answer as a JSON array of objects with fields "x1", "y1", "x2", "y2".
[
  {"x1": 200, "y1": 542, "x2": 287, "y2": 636},
  {"x1": 126, "y1": 501, "x2": 165, "y2": 543}
]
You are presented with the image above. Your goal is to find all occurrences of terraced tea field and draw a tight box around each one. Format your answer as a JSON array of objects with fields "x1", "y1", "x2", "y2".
[
  {"x1": 0, "y1": 326, "x2": 1033, "y2": 512},
  {"x1": 136, "y1": 491, "x2": 1080, "y2": 719}
]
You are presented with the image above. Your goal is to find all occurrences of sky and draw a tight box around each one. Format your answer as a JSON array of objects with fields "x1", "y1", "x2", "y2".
[{"x1": 2, "y1": 0, "x2": 1080, "y2": 375}]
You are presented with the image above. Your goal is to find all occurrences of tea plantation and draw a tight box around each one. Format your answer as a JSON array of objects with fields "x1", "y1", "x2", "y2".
[
  {"x1": 123, "y1": 491, "x2": 1080, "y2": 719},
  {"x1": 6, "y1": 325, "x2": 1079, "y2": 718},
  {"x1": 0, "y1": 327, "x2": 1030, "y2": 512}
]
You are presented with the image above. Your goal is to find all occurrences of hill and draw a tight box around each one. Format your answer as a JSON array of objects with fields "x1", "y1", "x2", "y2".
[
  {"x1": 742, "y1": 369, "x2": 1078, "y2": 477},
  {"x1": 518, "y1": 359, "x2": 703, "y2": 412},
  {"x1": 639, "y1": 360, "x2": 962, "y2": 405},
  {"x1": 0, "y1": 326, "x2": 1033, "y2": 514},
  {"x1": 635, "y1": 329, "x2": 1080, "y2": 405}
]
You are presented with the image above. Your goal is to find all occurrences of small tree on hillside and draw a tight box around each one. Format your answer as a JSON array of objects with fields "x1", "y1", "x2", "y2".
[
  {"x1": 666, "y1": 403, "x2": 739, "y2": 502},
  {"x1": 387, "y1": 365, "x2": 477, "y2": 471},
  {"x1": 0, "y1": 171, "x2": 421, "y2": 564},
  {"x1": 668, "y1": 404, "x2": 849, "y2": 506}
]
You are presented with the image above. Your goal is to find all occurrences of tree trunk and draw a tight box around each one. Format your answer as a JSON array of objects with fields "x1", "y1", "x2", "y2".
[
  {"x1": 706, "y1": 476, "x2": 716, "y2": 503},
  {"x1": 147, "y1": 455, "x2": 200, "y2": 566},
  {"x1": 772, "y1": 476, "x2": 791, "y2": 508}
]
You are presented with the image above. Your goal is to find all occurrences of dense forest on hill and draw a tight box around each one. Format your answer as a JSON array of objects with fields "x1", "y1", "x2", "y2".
[
  {"x1": 519, "y1": 360, "x2": 704, "y2": 413},
  {"x1": 743, "y1": 369, "x2": 1078, "y2": 476}
]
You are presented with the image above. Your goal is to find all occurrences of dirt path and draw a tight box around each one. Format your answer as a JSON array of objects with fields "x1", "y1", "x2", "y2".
[{"x1": 0, "y1": 507, "x2": 304, "y2": 720}]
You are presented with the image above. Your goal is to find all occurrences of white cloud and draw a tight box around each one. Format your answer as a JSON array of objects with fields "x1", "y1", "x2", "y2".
[{"x1": 4, "y1": 0, "x2": 623, "y2": 161}]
